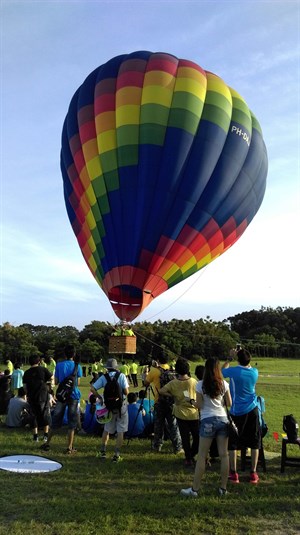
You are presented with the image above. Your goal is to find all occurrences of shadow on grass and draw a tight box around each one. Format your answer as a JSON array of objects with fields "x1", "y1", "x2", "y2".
[{"x1": 0, "y1": 428, "x2": 299, "y2": 535}]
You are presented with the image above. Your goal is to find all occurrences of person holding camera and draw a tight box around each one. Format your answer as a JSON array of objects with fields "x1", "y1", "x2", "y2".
[{"x1": 222, "y1": 347, "x2": 260, "y2": 484}]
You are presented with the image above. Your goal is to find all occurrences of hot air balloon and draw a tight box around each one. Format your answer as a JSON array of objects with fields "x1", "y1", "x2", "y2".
[{"x1": 61, "y1": 51, "x2": 268, "y2": 322}]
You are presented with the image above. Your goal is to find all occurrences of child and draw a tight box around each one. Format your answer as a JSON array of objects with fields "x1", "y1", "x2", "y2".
[{"x1": 126, "y1": 392, "x2": 145, "y2": 438}]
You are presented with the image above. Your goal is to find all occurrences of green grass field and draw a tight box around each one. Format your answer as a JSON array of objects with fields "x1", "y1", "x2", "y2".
[{"x1": 0, "y1": 358, "x2": 299, "y2": 535}]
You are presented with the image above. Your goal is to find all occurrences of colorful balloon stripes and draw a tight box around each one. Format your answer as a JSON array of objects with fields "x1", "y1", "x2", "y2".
[{"x1": 61, "y1": 51, "x2": 268, "y2": 321}]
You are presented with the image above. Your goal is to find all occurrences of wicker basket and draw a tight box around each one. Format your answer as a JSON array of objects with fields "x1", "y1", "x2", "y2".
[{"x1": 108, "y1": 336, "x2": 137, "y2": 354}]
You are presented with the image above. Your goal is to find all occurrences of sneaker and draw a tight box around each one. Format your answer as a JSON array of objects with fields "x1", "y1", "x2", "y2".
[
  {"x1": 112, "y1": 454, "x2": 122, "y2": 463},
  {"x1": 96, "y1": 451, "x2": 106, "y2": 460},
  {"x1": 174, "y1": 448, "x2": 184, "y2": 455},
  {"x1": 250, "y1": 471, "x2": 259, "y2": 484},
  {"x1": 180, "y1": 487, "x2": 198, "y2": 498},
  {"x1": 152, "y1": 445, "x2": 162, "y2": 452},
  {"x1": 218, "y1": 487, "x2": 228, "y2": 497},
  {"x1": 43, "y1": 434, "x2": 48, "y2": 443},
  {"x1": 228, "y1": 471, "x2": 239, "y2": 483},
  {"x1": 33, "y1": 435, "x2": 39, "y2": 442}
]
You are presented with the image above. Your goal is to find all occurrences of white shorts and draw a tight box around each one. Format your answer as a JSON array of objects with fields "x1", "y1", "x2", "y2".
[{"x1": 104, "y1": 410, "x2": 128, "y2": 434}]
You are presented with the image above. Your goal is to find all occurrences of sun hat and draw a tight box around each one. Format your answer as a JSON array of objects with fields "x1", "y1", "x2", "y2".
[{"x1": 105, "y1": 358, "x2": 118, "y2": 370}]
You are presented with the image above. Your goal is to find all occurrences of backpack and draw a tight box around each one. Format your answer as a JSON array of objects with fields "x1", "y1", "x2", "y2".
[
  {"x1": 103, "y1": 371, "x2": 123, "y2": 415},
  {"x1": 56, "y1": 363, "x2": 78, "y2": 403},
  {"x1": 158, "y1": 366, "x2": 177, "y2": 406},
  {"x1": 283, "y1": 414, "x2": 299, "y2": 442},
  {"x1": 256, "y1": 395, "x2": 268, "y2": 438}
]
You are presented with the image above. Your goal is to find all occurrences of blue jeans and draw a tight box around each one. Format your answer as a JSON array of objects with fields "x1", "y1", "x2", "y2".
[
  {"x1": 51, "y1": 399, "x2": 79, "y2": 430},
  {"x1": 200, "y1": 416, "x2": 228, "y2": 438}
]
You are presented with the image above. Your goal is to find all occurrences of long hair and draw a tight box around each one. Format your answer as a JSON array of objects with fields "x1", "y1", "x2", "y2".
[{"x1": 202, "y1": 357, "x2": 223, "y2": 399}]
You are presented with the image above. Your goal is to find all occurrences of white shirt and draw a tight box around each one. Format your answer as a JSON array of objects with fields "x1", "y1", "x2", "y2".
[{"x1": 196, "y1": 379, "x2": 229, "y2": 420}]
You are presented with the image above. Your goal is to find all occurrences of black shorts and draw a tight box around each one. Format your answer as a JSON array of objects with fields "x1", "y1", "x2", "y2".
[
  {"x1": 229, "y1": 407, "x2": 261, "y2": 450},
  {"x1": 30, "y1": 402, "x2": 51, "y2": 428}
]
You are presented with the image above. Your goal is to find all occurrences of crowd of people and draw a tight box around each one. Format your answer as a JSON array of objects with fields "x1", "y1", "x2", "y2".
[{"x1": 0, "y1": 345, "x2": 264, "y2": 496}]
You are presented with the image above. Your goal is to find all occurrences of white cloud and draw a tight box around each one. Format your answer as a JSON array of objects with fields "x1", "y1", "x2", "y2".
[{"x1": 1, "y1": 225, "x2": 96, "y2": 300}]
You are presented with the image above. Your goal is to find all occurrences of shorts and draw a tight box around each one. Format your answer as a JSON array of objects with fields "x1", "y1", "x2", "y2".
[
  {"x1": 51, "y1": 399, "x2": 79, "y2": 430},
  {"x1": 30, "y1": 402, "x2": 51, "y2": 428},
  {"x1": 104, "y1": 410, "x2": 128, "y2": 434},
  {"x1": 200, "y1": 416, "x2": 228, "y2": 438},
  {"x1": 229, "y1": 407, "x2": 261, "y2": 450}
]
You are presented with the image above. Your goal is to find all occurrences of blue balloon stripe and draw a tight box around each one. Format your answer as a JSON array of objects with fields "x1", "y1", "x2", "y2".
[{"x1": 60, "y1": 51, "x2": 268, "y2": 321}]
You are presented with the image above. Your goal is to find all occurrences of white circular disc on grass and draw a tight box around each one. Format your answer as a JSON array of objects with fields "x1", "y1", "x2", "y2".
[{"x1": 0, "y1": 455, "x2": 62, "y2": 473}]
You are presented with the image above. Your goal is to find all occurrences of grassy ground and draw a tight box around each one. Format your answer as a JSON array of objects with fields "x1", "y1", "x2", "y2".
[{"x1": 0, "y1": 358, "x2": 299, "y2": 535}]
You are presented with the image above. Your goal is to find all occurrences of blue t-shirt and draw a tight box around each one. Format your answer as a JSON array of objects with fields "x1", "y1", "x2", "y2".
[
  {"x1": 11, "y1": 369, "x2": 24, "y2": 390},
  {"x1": 92, "y1": 370, "x2": 129, "y2": 400},
  {"x1": 55, "y1": 360, "x2": 83, "y2": 400},
  {"x1": 82, "y1": 404, "x2": 98, "y2": 433},
  {"x1": 127, "y1": 403, "x2": 145, "y2": 436},
  {"x1": 136, "y1": 398, "x2": 154, "y2": 427},
  {"x1": 222, "y1": 365, "x2": 258, "y2": 416}
]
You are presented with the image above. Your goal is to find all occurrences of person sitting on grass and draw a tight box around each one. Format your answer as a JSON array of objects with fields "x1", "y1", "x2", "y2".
[
  {"x1": 6, "y1": 387, "x2": 30, "y2": 428},
  {"x1": 136, "y1": 389, "x2": 154, "y2": 438},
  {"x1": 0, "y1": 370, "x2": 13, "y2": 418},
  {"x1": 126, "y1": 392, "x2": 145, "y2": 438}
]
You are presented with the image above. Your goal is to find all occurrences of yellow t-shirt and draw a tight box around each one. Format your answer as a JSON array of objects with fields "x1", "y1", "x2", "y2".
[
  {"x1": 160, "y1": 377, "x2": 199, "y2": 420},
  {"x1": 145, "y1": 364, "x2": 169, "y2": 402},
  {"x1": 6, "y1": 361, "x2": 14, "y2": 375},
  {"x1": 47, "y1": 359, "x2": 56, "y2": 375},
  {"x1": 120, "y1": 364, "x2": 128, "y2": 375},
  {"x1": 131, "y1": 362, "x2": 138, "y2": 374}
]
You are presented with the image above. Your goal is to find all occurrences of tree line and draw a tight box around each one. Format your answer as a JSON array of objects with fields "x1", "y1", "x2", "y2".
[{"x1": 0, "y1": 306, "x2": 299, "y2": 365}]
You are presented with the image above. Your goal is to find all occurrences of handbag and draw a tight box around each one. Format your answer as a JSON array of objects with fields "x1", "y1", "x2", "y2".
[{"x1": 224, "y1": 395, "x2": 239, "y2": 442}]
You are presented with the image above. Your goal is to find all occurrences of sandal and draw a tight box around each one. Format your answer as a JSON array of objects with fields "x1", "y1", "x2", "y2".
[{"x1": 65, "y1": 447, "x2": 77, "y2": 455}]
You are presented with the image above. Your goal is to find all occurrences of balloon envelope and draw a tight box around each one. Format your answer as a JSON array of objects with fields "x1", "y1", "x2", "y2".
[{"x1": 61, "y1": 51, "x2": 268, "y2": 321}]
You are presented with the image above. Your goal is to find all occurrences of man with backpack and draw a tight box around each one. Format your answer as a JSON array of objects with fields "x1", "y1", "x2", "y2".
[
  {"x1": 90, "y1": 358, "x2": 129, "y2": 462},
  {"x1": 41, "y1": 344, "x2": 82, "y2": 454},
  {"x1": 144, "y1": 354, "x2": 182, "y2": 454}
]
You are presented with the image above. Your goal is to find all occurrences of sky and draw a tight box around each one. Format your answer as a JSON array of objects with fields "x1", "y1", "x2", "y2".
[{"x1": 1, "y1": 0, "x2": 300, "y2": 330}]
